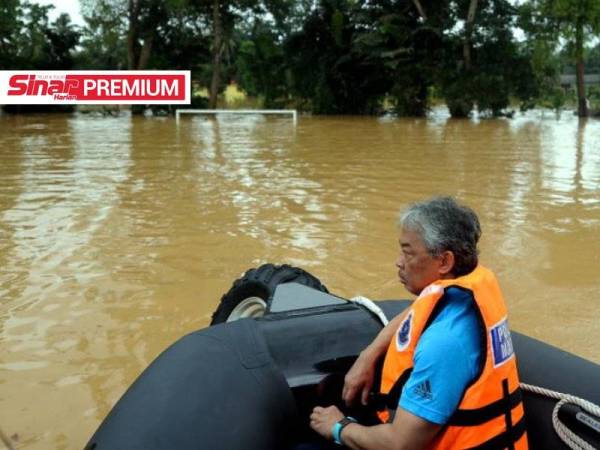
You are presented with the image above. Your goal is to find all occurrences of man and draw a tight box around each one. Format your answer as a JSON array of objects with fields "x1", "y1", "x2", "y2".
[{"x1": 310, "y1": 197, "x2": 527, "y2": 449}]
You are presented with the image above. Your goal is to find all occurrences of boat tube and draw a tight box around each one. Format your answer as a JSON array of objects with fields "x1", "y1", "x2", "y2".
[{"x1": 85, "y1": 275, "x2": 600, "y2": 450}]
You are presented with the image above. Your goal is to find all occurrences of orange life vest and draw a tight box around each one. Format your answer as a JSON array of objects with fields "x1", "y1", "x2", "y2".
[{"x1": 378, "y1": 265, "x2": 528, "y2": 450}]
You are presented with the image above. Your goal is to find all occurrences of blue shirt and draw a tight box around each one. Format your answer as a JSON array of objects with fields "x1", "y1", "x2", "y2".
[{"x1": 398, "y1": 287, "x2": 483, "y2": 425}]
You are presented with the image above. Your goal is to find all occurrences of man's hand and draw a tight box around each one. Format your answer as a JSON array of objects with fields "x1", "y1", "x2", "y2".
[
  {"x1": 342, "y1": 309, "x2": 410, "y2": 407},
  {"x1": 342, "y1": 350, "x2": 377, "y2": 406},
  {"x1": 309, "y1": 406, "x2": 344, "y2": 439}
]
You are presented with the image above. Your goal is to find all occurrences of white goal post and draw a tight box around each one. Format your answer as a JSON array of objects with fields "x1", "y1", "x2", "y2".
[{"x1": 175, "y1": 109, "x2": 297, "y2": 125}]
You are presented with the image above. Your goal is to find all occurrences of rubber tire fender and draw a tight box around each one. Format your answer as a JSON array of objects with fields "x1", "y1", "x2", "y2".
[{"x1": 210, "y1": 263, "x2": 329, "y2": 325}]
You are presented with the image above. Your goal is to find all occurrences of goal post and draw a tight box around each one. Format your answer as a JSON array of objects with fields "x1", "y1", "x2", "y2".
[{"x1": 175, "y1": 109, "x2": 297, "y2": 125}]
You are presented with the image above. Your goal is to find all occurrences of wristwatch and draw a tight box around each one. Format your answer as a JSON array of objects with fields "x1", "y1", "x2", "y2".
[{"x1": 332, "y1": 416, "x2": 357, "y2": 445}]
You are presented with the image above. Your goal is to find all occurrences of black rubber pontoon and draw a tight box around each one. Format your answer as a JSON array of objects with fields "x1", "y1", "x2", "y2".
[{"x1": 85, "y1": 284, "x2": 600, "y2": 450}]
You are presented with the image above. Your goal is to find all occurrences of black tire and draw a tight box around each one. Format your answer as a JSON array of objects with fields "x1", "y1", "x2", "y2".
[{"x1": 210, "y1": 264, "x2": 329, "y2": 325}]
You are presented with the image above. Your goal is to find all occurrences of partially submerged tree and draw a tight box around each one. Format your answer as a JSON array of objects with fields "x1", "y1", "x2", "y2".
[
  {"x1": 438, "y1": 0, "x2": 538, "y2": 117},
  {"x1": 522, "y1": 0, "x2": 600, "y2": 117},
  {"x1": 0, "y1": 0, "x2": 580, "y2": 117},
  {"x1": 187, "y1": 0, "x2": 268, "y2": 108},
  {"x1": 284, "y1": 0, "x2": 393, "y2": 114},
  {"x1": 234, "y1": 22, "x2": 288, "y2": 107}
]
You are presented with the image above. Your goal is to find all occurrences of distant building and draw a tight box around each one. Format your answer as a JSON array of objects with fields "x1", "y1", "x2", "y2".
[{"x1": 560, "y1": 74, "x2": 600, "y2": 88}]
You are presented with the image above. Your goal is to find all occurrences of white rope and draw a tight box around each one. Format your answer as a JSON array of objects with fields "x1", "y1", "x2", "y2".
[
  {"x1": 349, "y1": 296, "x2": 389, "y2": 326},
  {"x1": 521, "y1": 383, "x2": 600, "y2": 450},
  {"x1": 348, "y1": 295, "x2": 600, "y2": 450}
]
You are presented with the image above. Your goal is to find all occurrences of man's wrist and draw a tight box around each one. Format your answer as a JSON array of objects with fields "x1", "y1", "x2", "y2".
[{"x1": 331, "y1": 417, "x2": 357, "y2": 445}]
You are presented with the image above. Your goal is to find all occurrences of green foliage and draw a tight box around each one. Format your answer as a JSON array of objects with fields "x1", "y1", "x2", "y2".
[
  {"x1": 437, "y1": 0, "x2": 540, "y2": 117},
  {"x1": 475, "y1": 38, "x2": 536, "y2": 115},
  {"x1": 283, "y1": 0, "x2": 444, "y2": 115},
  {"x1": 1, "y1": 0, "x2": 596, "y2": 116},
  {"x1": 284, "y1": 0, "x2": 390, "y2": 114},
  {"x1": 0, "y1": 0, "x2": 21, "y2": 68},
  {"x1": 77, "y1": 0, "x2": 127, "y2": 69},
  {"x1": 0, "y1": 2, "x2": 80, "y2": 112},
  {"x1": 0, "y1": 1, "x2": 80, "y2": 70},
  {"x1": 77, "y1": 0, "x2": 211, "y2": 77},
  {"x1": 520, "y1": 0, "x2": 600, "y2": 115},
  {"x1": 234, "y1": 25, "x2": 288, "y2": 107},
  {"x1": 440, "y1": 70, "x2": 474, "y2": 118},
  {"x1": 46, "y1": 14, "x2": 80, "y2": 69},
  {"x1": 354, "y1": 1, "x2": 444, "y2": 116},
  {"x1": 148, "y1": 5, "x2": 211, "y2": 72},
  {"x1": 545, "y1": 86, "x2": 567, "y2": 111},
  {"x1": 588, "y1": 85, "x2": 600, "y2": 111},
  {"x1": 588, "y1": 43, "x2": 600, "y2": 71}
]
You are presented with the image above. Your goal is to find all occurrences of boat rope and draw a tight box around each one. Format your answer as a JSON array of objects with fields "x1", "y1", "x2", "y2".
[
  {"x1": 520, "y1": 383, "x2": 600, "y2": 450},
  {"x1": 349, "y1": 296, "x2": 389, "y2": 326},
  {"x1": 348, "y1": 296, "x2": 600, "y2": 450}
]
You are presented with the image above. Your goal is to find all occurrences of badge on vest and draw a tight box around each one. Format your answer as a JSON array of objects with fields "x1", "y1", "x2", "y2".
[
  {"x1": 396, "y1": 310, "x2": 414, "y2": 351},
  {"x1": 490, "y1": 317, "x2": 515, "y2": 367}
]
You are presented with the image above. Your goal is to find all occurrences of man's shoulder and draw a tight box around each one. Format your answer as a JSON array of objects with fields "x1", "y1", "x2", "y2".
[
  {"x1": 427, "y1": 286, "x2": 478, "y2": 328},
  {"x1": 443, "y1": 285, "x2": 475, "y2": 303},
  {"x1": 418, "y1": 288, "x2": 482, "y2": 354}
]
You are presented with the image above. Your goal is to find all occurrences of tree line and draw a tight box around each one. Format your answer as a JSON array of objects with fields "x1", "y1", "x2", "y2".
[{"x1": 1, "y1": 0, "x2": 599, "y2": 117}]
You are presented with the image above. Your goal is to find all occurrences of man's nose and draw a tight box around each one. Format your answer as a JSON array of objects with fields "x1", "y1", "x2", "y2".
[{"x1": 396, "y1": 255, "x2": 405, "y2": 269}]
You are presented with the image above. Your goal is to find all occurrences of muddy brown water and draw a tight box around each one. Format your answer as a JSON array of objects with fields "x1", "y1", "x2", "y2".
[{"x1": 1, "y1": 110, "x2": 599, "y2": 449}]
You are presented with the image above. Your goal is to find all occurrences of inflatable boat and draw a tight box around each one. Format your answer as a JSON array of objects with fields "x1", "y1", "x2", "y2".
[{"x1": 85, "y1": 265, "x2": 600, "y2": 450}]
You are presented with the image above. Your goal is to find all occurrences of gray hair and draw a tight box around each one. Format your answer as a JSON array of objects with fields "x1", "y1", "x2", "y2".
[{"x1": 399, "y1": 197, "x2": 481, "y2": 276}]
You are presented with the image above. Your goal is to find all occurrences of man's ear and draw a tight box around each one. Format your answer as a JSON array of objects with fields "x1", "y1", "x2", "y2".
[{"x1": 438, "y1": 251, "x2": 455, "y2": 276}]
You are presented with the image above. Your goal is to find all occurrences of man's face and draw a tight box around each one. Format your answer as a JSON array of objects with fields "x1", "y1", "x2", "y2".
[{"x1": 396, "y1": 228, "x2": 446, "y2": 295}]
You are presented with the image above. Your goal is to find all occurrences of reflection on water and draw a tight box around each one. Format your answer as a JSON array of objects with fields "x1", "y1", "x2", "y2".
[{"x1": 1, "y1": 110, "x2": 599, "y2": 449}]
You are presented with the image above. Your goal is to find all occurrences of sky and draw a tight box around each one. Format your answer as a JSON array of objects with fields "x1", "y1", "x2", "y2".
[{"x1": 33, "y1": 0, "x2": 85, "y2": 26}]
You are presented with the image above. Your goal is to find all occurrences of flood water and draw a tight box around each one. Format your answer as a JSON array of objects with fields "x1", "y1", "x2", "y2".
[{"x1": 1, "y1": 110, "x2": 599, "y2": 449}]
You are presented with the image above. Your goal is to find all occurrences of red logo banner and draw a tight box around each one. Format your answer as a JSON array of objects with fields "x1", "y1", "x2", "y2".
[{"x1": 0, "y1": 71, "x2": 190, "y2": 104}]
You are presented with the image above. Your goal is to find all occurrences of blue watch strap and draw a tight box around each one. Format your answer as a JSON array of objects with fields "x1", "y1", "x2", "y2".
[
  {"x1": 332, "y1": 417, "x2": 357, "y2": 445},
  {"x1": 332, "y1": 422, "x2": 343, "y2": 445}
]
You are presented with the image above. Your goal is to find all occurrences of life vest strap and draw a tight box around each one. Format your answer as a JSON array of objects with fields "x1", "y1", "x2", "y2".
[
  {"x1": 448, "y1": 387, "x2": 523, "y2": 426},
  {"x1": 373, "y1": 369, "x2": 413, "y2": 411},
  {"x1": 464, "y1": 415, "x2": 527, "y2": 450}
]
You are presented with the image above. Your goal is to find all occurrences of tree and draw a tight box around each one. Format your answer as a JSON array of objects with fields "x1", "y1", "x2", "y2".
[
  {"x1": 517, "y1": 6, "x2": 564, "y2": 111},
  {"x1": 0, "y1": 2, "x2": 80, "y2": 70},
  {"x1": 1, "y1": 1, "x2": 80, "y2": 113},
  {"x1": 522, "y1": 0, "x2": 600, "y2": 117},
  {"x1": 45, "y1": 14, "x2": 81, "y2": 69},
  {"x1": 187, "y1": 0, "x2": 292, "y2": 108},
  {"x1": 438, "y1": 0, "x2": 537, "y2": 117},
  {"x1": 0, "y1": 0, "x2": 21, "y2": 69},
  {"x1": 182, "y1": 0, "x2": 238, "y2": 108},
  {"x1": 281, "y1": 0, "x2": 448, "y2": 115},
  {"x1": 78, "y1": 0, "x2": 128, "y2": 69},
  {"x1": 209, "y1": 0, "x2": 224, "y2": 108},
  {"x1": 463, "y1": 0, "x2": 478, "y2": 71},
  {"x1": 284, "y1": 0, "x2": 394, "y2": 114},
  {"x1": 234, "y1": 22, "x2": 288, "y2": 107},
  {"x1": 382, "y1": 0, "x2": 448, "y2": 116},
  {"x1": 126, "y1": 0, "x2": 170, "y2": 71},
  {"x1": 16, "y1": 2, "x2": 54, "y2": 68}
]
